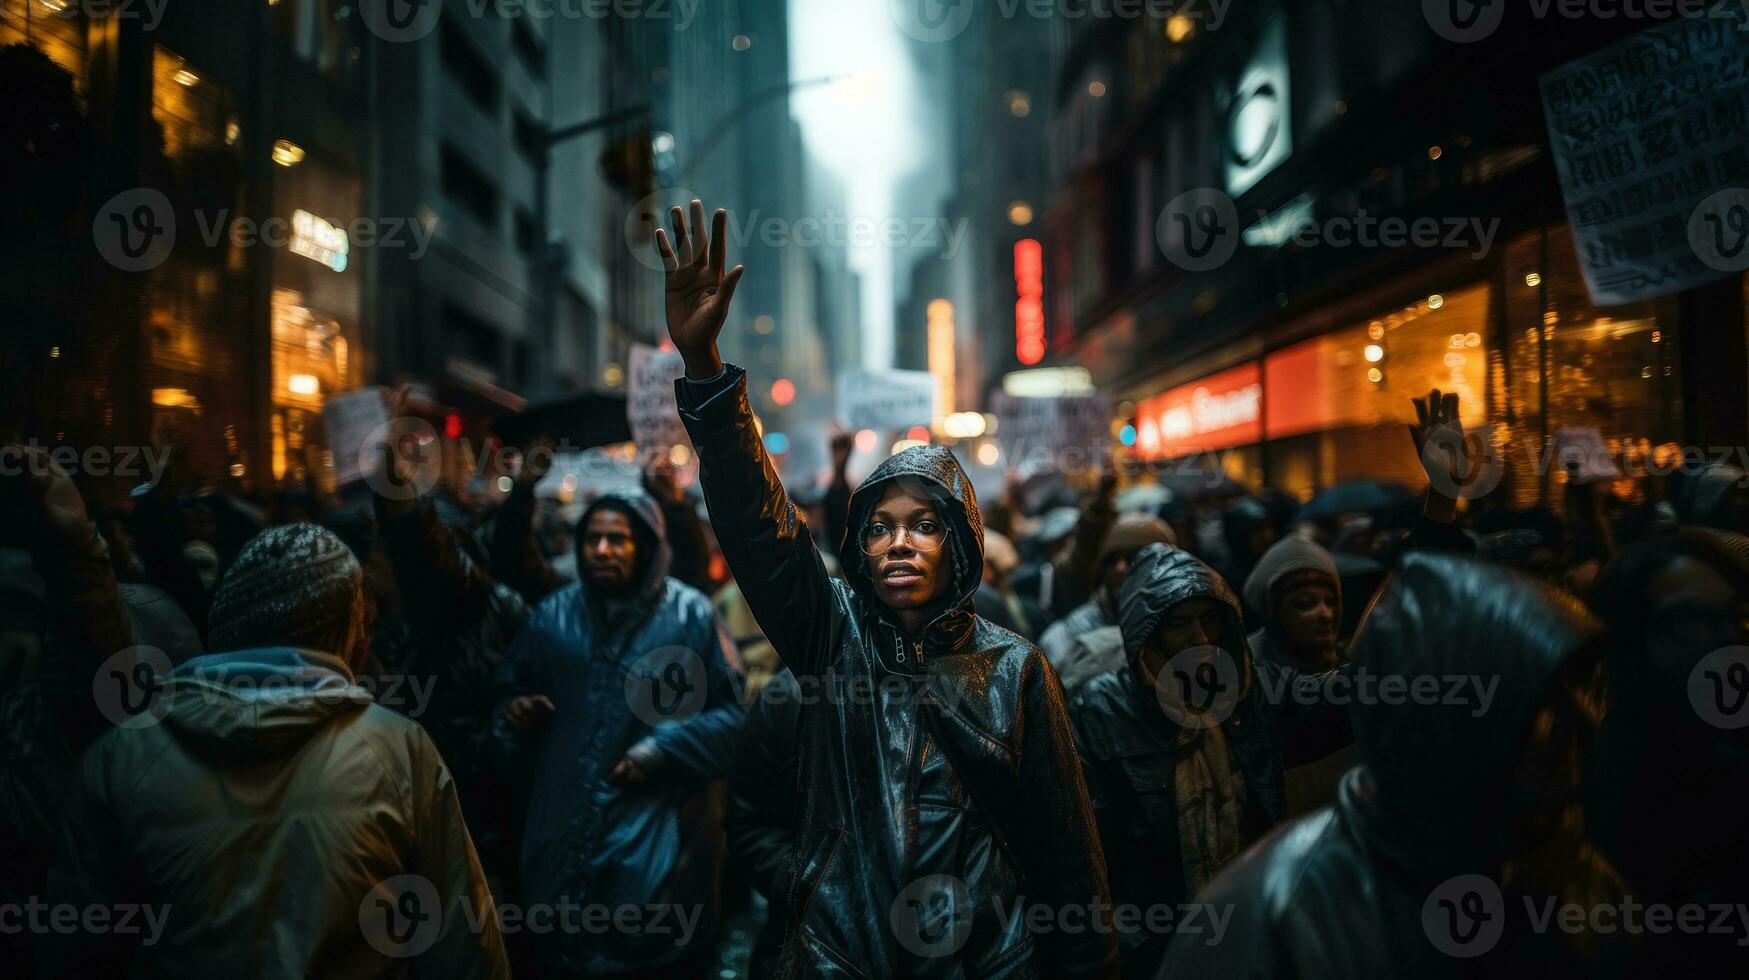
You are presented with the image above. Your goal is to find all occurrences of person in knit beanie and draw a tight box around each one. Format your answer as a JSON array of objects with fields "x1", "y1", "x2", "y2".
[
  {"x1": 1038, "y1": 512, "x2": 1176, "y2": 672},
  {"x1": 207, "y1": 523, "x2": 368, "y2": 667},
  {"x1": 1242, "y1": 533, "x2": 1341, "y2": 672}
]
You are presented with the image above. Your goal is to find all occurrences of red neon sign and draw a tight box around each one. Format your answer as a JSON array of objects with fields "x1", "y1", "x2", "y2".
[{"x1": 1014, "y1": 239, "x2": 1045, "y2": 365}]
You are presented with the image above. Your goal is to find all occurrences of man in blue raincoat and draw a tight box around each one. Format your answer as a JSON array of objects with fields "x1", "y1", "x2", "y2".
[{"x1": 488, "y1": 488, "x2": 742, "y2": 978}]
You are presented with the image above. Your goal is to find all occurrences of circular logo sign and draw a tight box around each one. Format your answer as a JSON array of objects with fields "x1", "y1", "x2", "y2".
[
  {"x1": 1690, "y1": 188, "x2": 1749, "y2": 274},
  {"x1": 1420, "y1": 424, "x2": 1504, "y2": 500},
  {"x1": 359, "y1": 0, "x2": 442, "y2": 44},
  {"x1": 1157, "y1": 188, "x2": 1240, "y2": 272},
  {"x1": 890, "y1": 874, "x2": 972, "y2": 958},
  {"x1": 625, "y1": 645, "x2": 709, "y2": 726},
  {"x1": 1154, "y1": 644, "x2": 1242, "y2": 730},
  {"x1": 1423, "y1": 0, "x2": 1506, "y2": 43},
  {"x1": 1422, "y1": 873, "x2": 1505, "y2": 957},
  {"x1": 890, "y1": 0, "x2": 976, "y2": 43},
  {"x1": 359, "y1": 874, "x2": 442, "y2": 958},
  {"x1": 625, "y1": 187, "x2": 703, "y2": 273},
  {"x1": 92, "y1": 645, "x2": 174, "y2": 729},
  {"x1": 1690, "y1": 645, "x2": 1749, "y2": 730},
  {"x1": 93, "y1": 188, "x2": 175, "y2": 272},
  {"x1": 359, "y1": 416, "x2": 442, "y2": 502}
]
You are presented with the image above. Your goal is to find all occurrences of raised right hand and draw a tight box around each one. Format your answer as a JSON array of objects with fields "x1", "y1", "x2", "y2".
[{"x1": 655, "y1": 199, "x2": 744, "y2": 379}]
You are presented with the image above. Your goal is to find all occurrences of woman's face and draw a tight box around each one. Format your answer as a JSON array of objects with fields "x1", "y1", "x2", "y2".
[{"x1": 1277, "y1": 581, "x2": 1340, "y2": 657}]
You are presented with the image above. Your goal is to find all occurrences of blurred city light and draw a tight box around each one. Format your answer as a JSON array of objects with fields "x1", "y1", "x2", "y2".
[
  {"x1": 855, "y1": 429, "x2": 878, "y2": 453},
  {"x1": 764, "y1": 432, "x2": 789, "y2": 455},
  {"x1": 271, "y1": 139, "x2": 305, "y2": 167},
  {"x1": 770, "y1": 378, "x2": 796, "y2": 405}
]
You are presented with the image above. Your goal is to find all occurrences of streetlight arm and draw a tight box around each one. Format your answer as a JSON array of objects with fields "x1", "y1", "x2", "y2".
[
  {"x1": 678, "y1": 74, "x2": 848, "y2": 181},
  {"x1": 545, "y1": 104, "x2": 651, "y2": 150}
]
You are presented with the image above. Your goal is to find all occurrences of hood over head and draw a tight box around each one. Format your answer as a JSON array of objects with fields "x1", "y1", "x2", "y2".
[
  {"x1": 1242, "y1": 534, "x2": 1340, "y2": 631},
  {"x1": 1099, "y1": 513, "x2": 1176, "y2": 566},
  {"x1": 577, "y1": 488, "x2": 671, "y2": 600},
  {"x1": 161, "y1": 647, "x2": 375, "y2": 761},
  {"x1": 1346, "y1": 552, "x2": 1600, "y2": 874},
  {"x1": 1118, "y1": 543, "x2": 1247, "y2": 675},
  {"x1": 838, "y1": 445, "x2": 983, "y2": 616}
]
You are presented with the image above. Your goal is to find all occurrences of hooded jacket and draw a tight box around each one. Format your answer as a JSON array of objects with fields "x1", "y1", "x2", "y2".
[
  {"x1": 485, "y1": 489, "x2": 742, "y2": 975},
  {"x1": 1070, "y1": 544, "x2": 1352, "y2": 974},
  {"x1": 43, "y1": 647, "x2": 508, "y2": 978},
  {"x1": 1160, "y1": 553, "x2": 1609, "y2": 979},
  {"x1": 678, "y1": 365, "x2": 1117, "y2": 979}
]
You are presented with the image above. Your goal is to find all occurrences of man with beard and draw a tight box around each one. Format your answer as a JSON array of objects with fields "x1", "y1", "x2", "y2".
[
  {"x1": 656, "y1": 200, "x2": 1116, "y2": 976},
  {"x1": 488, "y1": 489, "x2": 742, "y2": 979}
]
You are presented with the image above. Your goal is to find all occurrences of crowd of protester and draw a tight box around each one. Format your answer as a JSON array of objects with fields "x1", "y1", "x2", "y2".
[{"x1": 0, "y1": 204, "x2": 1744, "y2": 978}]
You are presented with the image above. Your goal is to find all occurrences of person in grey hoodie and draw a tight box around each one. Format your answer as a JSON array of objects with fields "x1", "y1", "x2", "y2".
[{"x1": 43, "y1": 523, "x2": 508, "y2": 979}]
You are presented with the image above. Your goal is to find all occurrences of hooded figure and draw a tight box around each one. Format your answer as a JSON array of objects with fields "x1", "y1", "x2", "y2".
[
  {"x1": 44, "y1": 523, "x2": 509, "y2": 978},
  {"x1": 677, "y1": 365, "x2": 1117, "y2": 978},
  {"x1": 1039, "y1": 513, "x2": 1176, "y2": 689},
  {"x1": 486, "y1": 489, "x2": 743, "y2": 977},
  {"x1": 1242, "y1": 534, "x2": 1343, "y2": 672},
  {"x1": 1161, "y1": 553, "x2": 1623, "y2": 979},
  {"x1": 1070, "y1": 543, "x2": 1352, "y2": 976}
]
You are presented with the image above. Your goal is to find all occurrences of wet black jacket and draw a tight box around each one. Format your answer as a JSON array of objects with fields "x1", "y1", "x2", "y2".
[
  {"x1": 679, "y1": 365, "x2": 1117, "y2": 979},
  {"x1": 1161, "y1": 553, "x2": 1609, "y2": 979},
  {"x1": 726, "y1": 668, "x2": 805, "y2": 979},
  {"x1": 1070, "y1": 544, "x2": 1352, "y2": 975}
]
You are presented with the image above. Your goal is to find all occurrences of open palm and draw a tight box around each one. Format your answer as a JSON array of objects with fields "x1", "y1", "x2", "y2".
[{"x1": 655, "y1": 199, "x2": 744, "y2": 376}]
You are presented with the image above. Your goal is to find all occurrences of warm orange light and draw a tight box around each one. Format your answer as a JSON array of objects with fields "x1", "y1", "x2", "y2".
[
  {"x1": 770, "y1": 378, "x2": 796, "y2": 406},
  {"x1": 1014, "y1": 239, "x2": 1045, "y2": 365},
  {"x1": 927, "y1": 300, "x2": 956, "y2": 420},
  {"x1": 855, "y1": 428, "x2": 878, "y2": 453}
]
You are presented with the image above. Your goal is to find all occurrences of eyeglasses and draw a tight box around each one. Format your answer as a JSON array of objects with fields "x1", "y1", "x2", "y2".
[{"x1": 859, "y1": 520, "x2": 945, "y2": 556}]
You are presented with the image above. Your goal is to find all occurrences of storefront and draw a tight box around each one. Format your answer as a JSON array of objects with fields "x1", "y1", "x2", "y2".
[{"x1": 1127, "y1": 226, "x2": 1694, "y2": 508}]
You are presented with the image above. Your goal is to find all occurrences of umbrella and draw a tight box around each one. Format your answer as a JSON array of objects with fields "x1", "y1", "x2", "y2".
[
  {"x1": 491, "y1": 390, "x2": 633, "y2": 451},
  {"x1": 1156, "y1": 467, "x2": 1243, "y2": 500},
  {"x1": 1115, "y1": 482, "x2": 1173, "y2": 513},
  {"x1": 1298, "y1": 480, "x2": 1413, "y2": 520}
]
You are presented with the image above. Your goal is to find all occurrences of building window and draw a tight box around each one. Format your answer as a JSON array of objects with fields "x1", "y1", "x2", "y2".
[
  {"x1": 511, "y1": 17, "x2": 545, "y2": 77},
  {"x1": 441, "y1": 143, "x2": 498, "y2": 228},
  {"x1": 440, "y1": 17, "x2": 498, "y2": 116}
]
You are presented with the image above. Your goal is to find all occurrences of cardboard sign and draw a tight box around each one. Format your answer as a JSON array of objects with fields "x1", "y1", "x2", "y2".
[
  {"x1": 836, "y1": 369, "x2": 937, "y2": 432},
  {"x1": 627, "y1": 343, "x2": 689, "y2": 457},
  {"x1": 322, "y1": 387, "x2": 391, "y2": 486},
  {"x1": 1554, "y1": 426, "x2": 1623, "y2": 485},
  {"x1": 991, "y1": 392, "x2": 1113, "y2": 466},
  {"x1": 1540, "y1": 17, "x2": 1749, "y2": 304}
]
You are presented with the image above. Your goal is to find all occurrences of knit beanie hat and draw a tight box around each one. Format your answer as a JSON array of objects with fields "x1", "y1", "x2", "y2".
[
  {"x1": 208, "y1": 523, "x2": 364, "y2": 655},
  {"x1": 1241, "y1": 533, "x2": 1339, "y2": 630},
  {"x1": 1100, "y1": 513, "x2": 1177, "y2": 566}
]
